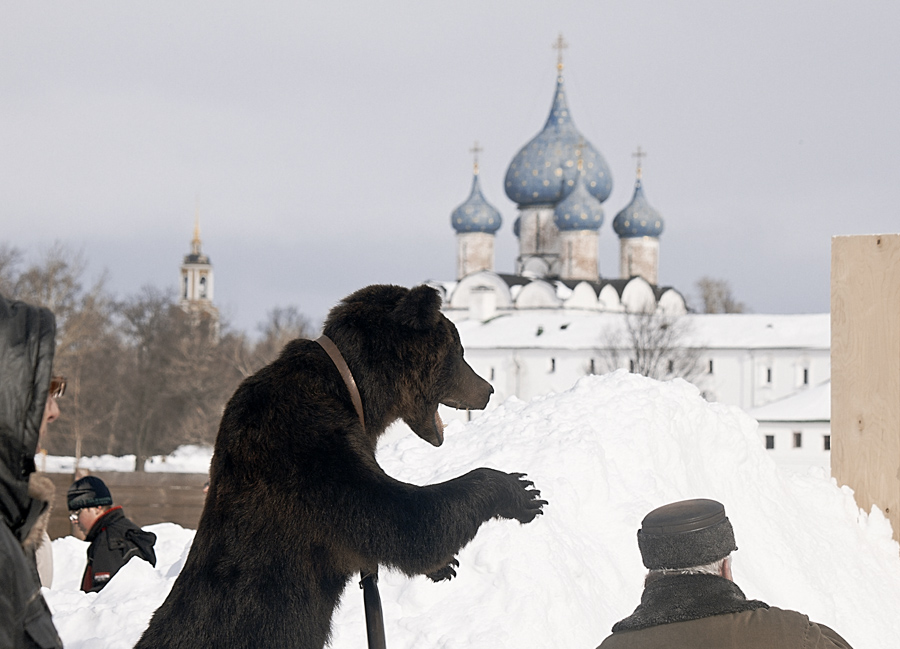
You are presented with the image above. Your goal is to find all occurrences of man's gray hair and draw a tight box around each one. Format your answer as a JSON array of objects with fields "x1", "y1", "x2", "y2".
[{"x1": 646, "y1": 555, "x2": 730, "y2": 584}]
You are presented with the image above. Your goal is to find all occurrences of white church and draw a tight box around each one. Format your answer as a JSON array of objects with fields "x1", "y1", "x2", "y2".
[
  {"x1": 429, "y1": 41, "x2": 831, "y2": 475},
  {"x1": 179, "y1": 213, "x2": 220, "y2": 338}
]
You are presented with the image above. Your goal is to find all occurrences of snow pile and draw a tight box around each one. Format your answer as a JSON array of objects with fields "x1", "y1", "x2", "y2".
[
  {"x1": 38, "y1": 444, "x2": 213, "y2": 474},
  {"x1": 43, "y1": 372, "x2": 899, "y2": 648},
  {"x1": 143, "y1": 445, "x2": 213, "y2": 473},
  {"x1": 38, "y1": 452, "x2": 138, "y2": 474}
]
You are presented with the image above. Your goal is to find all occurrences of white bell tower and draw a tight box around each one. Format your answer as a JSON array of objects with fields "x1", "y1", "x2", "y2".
[{"x1": 180, "y1": 210, "x2": 219, "y2": 328}]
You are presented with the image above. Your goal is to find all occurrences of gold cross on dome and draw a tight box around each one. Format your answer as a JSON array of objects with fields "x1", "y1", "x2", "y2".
[
  {"x1": 553, "y1": 33, "x2": 568, "y2": 72},
  {"x1": 632, "y1": 146, "x2": 647, "y2": 179},
  {"x1": 470, "y1": 141, "x2": 483, "y2": 174}
]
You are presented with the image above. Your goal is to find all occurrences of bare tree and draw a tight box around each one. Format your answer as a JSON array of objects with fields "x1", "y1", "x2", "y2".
[
  {"x1": 116, "y1": 287, "x2": 249, "y2": 469},
  {"x1": 2, "y1": 244, "x2": 121, "y2": 460},
  {"x1": 228, "y1": 306, "x2": 314, "y2": 379},
  {"x1": 115, "y1": 287, "x2": 178, "y2": 469},
  {"x1": 164, "y1": 320, "x2": 245, "y2": 448},
  {"x1": 0, "y1": 244, "x2": 23, "y2": 296},
  {"x1": 598, "y1": 310, "x2": 704, "y2": 382},
  {"x1": 4, "y1": 244, "x2": 311, "y2": 466},
  {"x1": 696, "y1": 276, "x2": 747, "y2": 313},
  {"x1": 253, "y1": 306, "x2": 314, "y2": 367}
]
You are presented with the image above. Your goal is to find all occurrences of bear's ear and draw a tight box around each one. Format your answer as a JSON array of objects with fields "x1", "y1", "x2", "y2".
[{"x1": 391, "y1": 285, "x2": 442, "y2": 330}]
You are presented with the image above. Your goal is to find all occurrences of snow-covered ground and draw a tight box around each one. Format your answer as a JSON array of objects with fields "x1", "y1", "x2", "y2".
[
  {"x1": 42, "y1": 372, "x2": 899, "y2": 648},
  {"x1": 38, "y1": 444, "x2": 214, "y2": 474}
]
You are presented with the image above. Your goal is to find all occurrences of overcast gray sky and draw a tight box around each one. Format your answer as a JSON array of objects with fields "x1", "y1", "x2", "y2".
[{"x1": 3, "y1": 2, "x2": 898, "y2": 332}]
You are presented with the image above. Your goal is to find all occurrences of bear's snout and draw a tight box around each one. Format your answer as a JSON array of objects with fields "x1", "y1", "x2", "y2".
[{"x1": 441, "y1": 358, "x2": 493, "y2": 411}]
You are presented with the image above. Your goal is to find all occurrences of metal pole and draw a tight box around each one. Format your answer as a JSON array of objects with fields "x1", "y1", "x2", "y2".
[{"x1": 360, "y1": 569, "x2": 386, "y2": 649}]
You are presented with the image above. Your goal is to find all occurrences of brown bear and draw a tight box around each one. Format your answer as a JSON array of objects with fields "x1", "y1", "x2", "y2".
[{"x1": 135, "y1": 284, "x2": 546, "y2": 649}]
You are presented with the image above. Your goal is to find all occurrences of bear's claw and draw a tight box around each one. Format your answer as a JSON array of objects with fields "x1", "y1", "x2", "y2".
[
  {"x1": 496, "y1": 471, "x2": 548, "y2": 524},
  {"x1": 426, "y1": 557, "x2": 460, "y2": 582}
]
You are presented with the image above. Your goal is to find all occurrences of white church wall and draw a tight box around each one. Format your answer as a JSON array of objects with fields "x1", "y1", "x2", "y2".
[
  {"x1": 563, "y1": 282, "x2": 600, "y2": 310},
  {"x1": 748, "y1": 349, "x2": 829, "y2": 409},
  {"x1": 181, "y1": 263, "x2": 214, "y2": 303},
  {"x1": 515, "y1": 207, "x2": 560, "y2": 277},
  {"x1": 690, "y1": 349, "x2": 745, "y2": 406},
  {"x1": 620, "y1": 277, "x2": 655, "y2": 313},
  {"x1": 443, "y1": 309, "x2": 832, "y2": 480},
  {"x1": 558, "y1": 230, "x2": 599, "y2": 281},
  {"x1": 442, "y1": 345, "x2": 604, "y2": 425},
  {"x1": 657, "y1": 288, "x2": 687, "y2": 315},
  {"x1": 692, "y1": 347, "x2": 830, "y2": 411},
  {"x1": 444, "y1": 338, "x2": 831, "y2": 452},
  {"x1": 468, "y1": 285, "x2": 498, "y2": 322},
  {"x1": 495, "y1": 348, "x2": 582, "y2": 402},
  {"x1": 456, "y1": 231, "x2": 495, "y2": 279},
  {"x1": 619, "y1": 236, "x2": 660, "y2": 285},
  {"x1": 755, "y1": 420, "x2": 831, "y2": 475},
  {"x1": 448, "y1": 271, "x2": 513, "y2": 311},
  {"x1": 597, "y1": 284, "x2": 624, "y2": 312},
  {"x1": 515, "y1": 280, "x2": 561, "y2": 309}
]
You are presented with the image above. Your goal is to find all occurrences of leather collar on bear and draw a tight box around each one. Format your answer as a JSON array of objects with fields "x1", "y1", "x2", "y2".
[{"x1": 316, "y1": 336, "x2": 366, "y2": 430}]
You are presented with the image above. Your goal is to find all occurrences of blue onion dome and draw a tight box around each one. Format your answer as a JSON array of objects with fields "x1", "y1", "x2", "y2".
[
  {"x1": 451, "y1": 171, "x2": 502, "y2": 233},
  {"x1": 613, "y1": 174, "x2": 664, "y2": 238},
  {"x1": 553, "y1": 164, "x2": 604, "y2": 231},
  {"x1": 504, "y1": 74, "x2": 613, "y2": 206}
]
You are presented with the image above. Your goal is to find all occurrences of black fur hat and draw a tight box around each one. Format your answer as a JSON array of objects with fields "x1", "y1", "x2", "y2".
[
  {"x1": 67, "y1": 476, "x2": 113, "y2": 511},
  {"x1": 637, "y1": 498, "x2": 737, "y2": 569}
]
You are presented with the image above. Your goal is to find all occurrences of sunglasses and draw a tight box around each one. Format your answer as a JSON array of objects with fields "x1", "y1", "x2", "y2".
[
  {"x1": 68, "y1": 509, "x2": 82, "y2": 522},
  {"x1": 49, "y1": 376, "x2": 66, "y2": 399}
]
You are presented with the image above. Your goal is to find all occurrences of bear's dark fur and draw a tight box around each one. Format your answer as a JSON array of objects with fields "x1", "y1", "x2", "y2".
[{"x1": 135, "y1": 284, "x2": 546, "y2": 649}]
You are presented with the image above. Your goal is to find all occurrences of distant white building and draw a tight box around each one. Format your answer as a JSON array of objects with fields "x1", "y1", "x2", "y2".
[
  {"x1": 746, "y1": 380, "x2": 831, "y2": 474},
  {"x1": 438, "y1": 307, "x2": 829, "y2": 412},
  {"x1": 179, "y1": 213, "x2": 220, "y2": 337},
  {"x1": 433, "y1": 41, "x2": 830, "y2": 475},
  {"x1": 436, "y1": 299, "x2": 831, "y2": 476}
]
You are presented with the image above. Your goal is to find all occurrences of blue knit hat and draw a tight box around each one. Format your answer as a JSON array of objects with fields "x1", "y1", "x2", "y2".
[{"x1": 67, "y1": 476, "x2": 113, "y2": 510}]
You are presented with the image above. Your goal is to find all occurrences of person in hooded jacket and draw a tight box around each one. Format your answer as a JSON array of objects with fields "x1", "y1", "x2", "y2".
[
  {"x1": 0, "y1": 294, "x2": 64, "y2": 649},
  {"x1": 596, "y1": 498, "x2": 852, "y2": 649},
  {"x1": 67, "y1": 475, "x2": 157, "y2": 592}
]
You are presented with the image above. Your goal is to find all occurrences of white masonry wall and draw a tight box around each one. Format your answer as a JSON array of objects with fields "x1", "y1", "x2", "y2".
[
  {"x1": 619, "y1": 236, "x2": 659, "y2": 285},
  {"x1": 456, "y1": 232, "x2": 496, "y2": 279}
]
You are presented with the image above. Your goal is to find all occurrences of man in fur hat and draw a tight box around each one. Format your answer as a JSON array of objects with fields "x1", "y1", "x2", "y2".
[
  {"x1": 67, "y1": 475, "x2": 157, "y2": 592},
  {"x1": 0, "y1": 295, "x2": 64, "y2": 649},
  {"x1": 597, "y1": 498, "x2": 852, "y2": 649}
]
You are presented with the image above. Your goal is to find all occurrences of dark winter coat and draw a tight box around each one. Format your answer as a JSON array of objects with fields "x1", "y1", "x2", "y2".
[
  {"x1": 0, "y1": 295, "x2": 63, "y2": 649},
  {"x1": 81, "y1": 505, "x2": 157, "y2": 592},
  {"x1": 597, "y1": 573, "x2": 853, "y2": 649}
]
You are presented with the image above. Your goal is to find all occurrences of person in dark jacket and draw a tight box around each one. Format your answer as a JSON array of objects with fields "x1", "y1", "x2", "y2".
[
  {"x1": 67, "y1": 475, "x2": 157, "y2": 592},
  {"x1": 0, "y1": 294, "x2": 64, "y2": 649},
  {"x1": 597, "y1": 498, "x2": 853, "y2": 649}
]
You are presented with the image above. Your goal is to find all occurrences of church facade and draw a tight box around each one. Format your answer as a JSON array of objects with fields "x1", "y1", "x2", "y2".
[
  {"x1": 441, "y1": 48, "x2": 682, "y2": 319},
  {"x1": 179, "y1": 214, "x2": 220, "y2": 337},
  {"x1": 431, "y1": 43, "x2": 831, "y2": 475}
]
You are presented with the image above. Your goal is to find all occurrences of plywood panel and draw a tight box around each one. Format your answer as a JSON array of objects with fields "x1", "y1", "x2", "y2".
[{"x1": 831, "y1": 234, "x2": 900, "y2": 541}]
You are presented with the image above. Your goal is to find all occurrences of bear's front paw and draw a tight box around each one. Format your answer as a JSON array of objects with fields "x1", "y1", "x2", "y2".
[
  {"x1": 426, "y1": 557, "x2": 459, "y2": 582},
  {"x1": 498, "y1": 472, "x2": 547, "y2": 524}
]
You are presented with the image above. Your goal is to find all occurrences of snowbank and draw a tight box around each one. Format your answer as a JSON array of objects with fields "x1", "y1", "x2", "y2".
[
  {"x1": 38, "y1": 444, "x2": 213, "y2": 474},
  {"x1": 44, "y1": 372, "x2": 899, "y2": 647}
]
